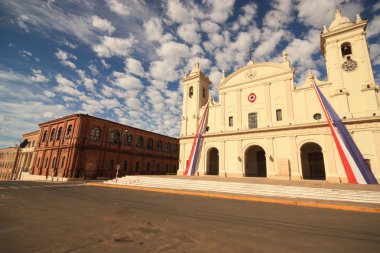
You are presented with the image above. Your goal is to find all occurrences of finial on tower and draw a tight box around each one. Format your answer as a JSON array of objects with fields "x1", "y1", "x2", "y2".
[
  {"x1": 323, "y1": 25, "x2": 328, "y2": 33},
  {"x1": 221, "y1": 69, "x2": 226, "y2": 79},
  {"x1": 356, "y1": 14, "x2": 362, "y2": 23},
  {"x1": 308, "y1": 69, "x2": 314, "y2": 79},
  {"x1": 282, "y1": 50, "x2": 288, "y2": 61}
]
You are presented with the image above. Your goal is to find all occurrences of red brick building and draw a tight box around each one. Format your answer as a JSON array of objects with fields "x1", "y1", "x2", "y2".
[
  {"x1": 31, "y1": 114, "x2": 179, "y2": 179},
  {"x1": 0, "y1": 146, "x2": 19, "y2": 180}
]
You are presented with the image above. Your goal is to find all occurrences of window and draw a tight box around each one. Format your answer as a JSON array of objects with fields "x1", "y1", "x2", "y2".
[
  {"x1": 123, "y1": 160, "x2": 128, "y2": 171},
  {"x1": 90, "y1": 127, "x2": 101, "y2": 141},
  {"x1": 156, "y1": 140, "x2": 162, "y2": 151},
  {"x1": 156, "y1": 163, "x2": 160, "y2": 172},
  {"x1": 165, "y1": 143, "x2": 171, "y2": 153},
  {"x1": 136, "y1": 136, "x2": 144, "y2": 148},
  {"x1": 136, "y1": 161, "x2": 140, "y2": 172},
  {"x1": 42, "y1": 130, "x2": 47, "y2": 142},
  {"x1": 32, "y1": 141, "x2": 35, "y2": 147},
  {"x1": 313, "y1": 113, "x2": 322, "y2": 120},
  {"x1": 341, "y1": 42, "x2": 352, "y2": 57},
  {"x1": 109, "y1": 159, "x2": 114, "y2": 171},
  {"x1": 110, "y1": 130, "x2": 120, "y2": 144},
  {"x1": 147, "y1": 138, "x2": 153, "y2": 150},
  {"x1": 202, "y1": 87, "x2": 205, "y2": 98},
  {"x1": 125, "y1": 134, "x2": 133, "y2": 146},
  {"x1": 189, "y1": 86, "x2": 193, "y2": 98},
  {"x1": 173, "y1": 144, "x2": 178, "y2": 153},
  {"x1": 57, "y1": 127, "x2": 62, "y2": 141},
  {"x1": 147, "y1": 162, "x2": 150, "y2": 172},
  {"x1": 165, "y1": 164, "x2": 169, "y2": 173},
  {"x1": 229, "y1": 116, "x2": 233, "y2": 126},
  {"x1": 276, "y1": 109, "x2": 282, "y2": 121},
  {"x1": 248, "y1": 113, "x2": 258, "y2": 128},
  {"x1": 52, "y1": 157, "x2": 57, "y2": 168},
  {"x1": 44, "y1": 157, "x2": 49, "y2": 168},
  {"x1": 37, "y1": 157, "x2": 40, "y2": 168},
  {"x1": 66, "y1": 125, "x2": 73, "y2": 137},
  {"x1": 61, "y1": 156, "x2": 66, "y2": 169}
]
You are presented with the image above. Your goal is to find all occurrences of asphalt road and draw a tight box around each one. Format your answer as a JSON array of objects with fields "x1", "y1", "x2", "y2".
[{"x1": 0, "y1": 181, "x2": 379, "y2": 253}]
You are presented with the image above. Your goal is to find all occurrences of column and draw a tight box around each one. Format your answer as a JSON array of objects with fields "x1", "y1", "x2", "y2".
[
  {"x1": 289, "y1": 136, "x2": 301, "y2": 180},
  {"x1": 236, "y1": 90, "x2": 242, "y2": 129},
  {"x1": 220, "y1": 93, "x2": 226, "y2": 131},
  {"x1": 264, "y1": 83, "x2": 272, "y2": 126}
]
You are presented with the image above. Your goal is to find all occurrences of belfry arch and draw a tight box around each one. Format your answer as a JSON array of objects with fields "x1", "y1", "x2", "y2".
[
  {"x1": 207, "y1": 148, "x2": 219, "y2": 175},
  {"x1": 244, "y1": 145, "x2": 266, "y2": 177},
  {"x1": 300, "y1": 142, "x2": 326, "y2": 180}
]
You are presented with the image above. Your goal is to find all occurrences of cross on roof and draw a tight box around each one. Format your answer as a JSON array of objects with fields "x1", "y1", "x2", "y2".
[{"x1": 248, "y1": 46, "x2": 254, "y2": 61}]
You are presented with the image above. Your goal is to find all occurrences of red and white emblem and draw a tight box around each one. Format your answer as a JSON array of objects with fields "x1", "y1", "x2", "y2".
[{"x1": 248, "y1": 93, "x2": 256, "y2": 103}]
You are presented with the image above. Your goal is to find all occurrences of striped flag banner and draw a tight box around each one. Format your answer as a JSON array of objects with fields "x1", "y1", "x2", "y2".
[
  {"x1": 312, "y1": 80, "x2": 378, "y2": 184},
  {"x1": 184, "y1": 102, "x2": 210, "y2": 176}
]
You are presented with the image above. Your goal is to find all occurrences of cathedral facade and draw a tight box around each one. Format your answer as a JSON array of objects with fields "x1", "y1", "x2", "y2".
[{"x1": 178, "y1": 11, "x2": 380, "y2": 183}]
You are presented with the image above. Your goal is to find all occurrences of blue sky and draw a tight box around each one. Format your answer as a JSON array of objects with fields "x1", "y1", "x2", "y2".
[{"x1": 0, "y1": 0, "x2": 379, "y2": 148}]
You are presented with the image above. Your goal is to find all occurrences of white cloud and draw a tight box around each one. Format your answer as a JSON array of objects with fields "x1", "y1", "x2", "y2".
[
  {"x1": 17, "y1": 15, "x2": 29, "y2": 32},
  {"x1": 76, "y1": 69, "x2": 97, "y2": 91},
  {"x1": 20, "y1": 50, "x2": 32, "y2": 57},
  {"x1": 177, "y1": 22, "x2": 201, "y2": 44},
  {"x1": 369, "y1": 43, "x2": 380, "y2": 65},
  {"x1": 30, "y1": 68, "x2": 49, "y2": 83},
  {"x1": 204, "y1": 0, "x2": 235, "y2": 24},
  {"x1": 285, "y1": 29, "x2": 321, "y2": 68},
  {"x1": 149, "y1": 60, "x2": 179, "y2": 82},
  {"x1": 166, "y1": 0, "x2": 193, "y2": 23},
  {"x1": 55, "y1": 48, "x2": 77, "y2": 69},
  {"x1": 63, "y1": 39, "x2": 77, "y2": 49},
  {"x1": 112, "y1": 71, "x2": 143, "y2": 90},
  {"x1": 55, "y1": 74, "x2": 82, "y2": 96},
  {"x1": 93, "y1": 35, "x2": 136, "y2": 58},
  {"x1": 296, "y1": 0, "x2": 362, "y2": 28},
  {"x1": 125, "y1": 58, "x2": 145, "y2": 77},
  {"x1": 374, "y1": 3, "x2": 380, "y2": 12},
  {"x1": 0, "y1": 69, "x2": 30, "y2": 83},
  {"x1": 91, "y1": 15, "x2": 115, "y2": 34},
  {"x1": 106, "y1": 0, "x2": 129, "y2": 16},
  {"x1": 367, "y1": 15, "x2": 380, "y2": 38},
  {"x1": 156, "y1": 41, "x2": 191, "y2": 66},
  {"x1": 101, "y1": 59, "x2": 110, "y2": 69},
  {"x1": 144, "y1": 17, "x2": 173, "y2": 43},
  {"x1": 254, "y1": 28, "x2": 289, "y2": 59},
  {"x1": 200, "y1": 20, "x2": 220, "y2": 34},
  {"x1": 263, "y1": 0, "x2": 293, "y2": 29},
  {"x1": 43, "y1": 90, "x2": 56, "y2": 98},
  {"x1": 88, "y1": 64, "x2": 99, "y2": 75}
]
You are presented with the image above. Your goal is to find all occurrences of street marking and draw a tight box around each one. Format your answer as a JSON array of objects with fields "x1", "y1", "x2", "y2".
[{"x1": 86, "y1": 182, "x2": 380, "y2": 214}]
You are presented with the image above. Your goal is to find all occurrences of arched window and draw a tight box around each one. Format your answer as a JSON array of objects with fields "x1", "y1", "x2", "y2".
[
  {"x1": 52, "y1": 157, "x2": 57, "y2": 168},
  {"x1": 341, "y1": 42, "x2": 352, "y2": 57},
  {"x1": 57, "y1": 127, "x2": 62, "y2": 141},
  {"x1": 125, "y1": 133, "x2": 133, "y2": 146},
  {"x1": 109, "y1": 159, "x2": 114, "y2": 171},
  {"x1": 42, "y1": 130, "x2": 47, "y2": 142},
  {"x1": 110, "y1": 130, "x2": 120, "y2": 144},
  {"x1": 147, "y1": 138, "x2": 153, "y2": 150},
  {"x1": 156, "y1": 140, "x2": 163, "y2": 151},
  {"x1": 165, "y1": 143, "x2": 171, "y2": 153},
  {"x1": 136, "y1": 136, "x2": 144, "y2": 148},
  {"x1": 61, "y1": 156, "x2": 66, "y2": 169},
  {"x1": 90, "y1": 127, "x2": 101, "y2": 141},
  {"x1": 203, "y1": 87, "x2": 205, "y2": 98},
  {"x1": 173, "y1": 144, "x2": 178, "y2": 153},
  {"x1": 123, "y1": 160, "x2": 128, "y2": 171},
  {"x1": 66, "y1": 125, "x2": 73, "y2": 137},
  {"x1": 189, "y1": 86, "x2": 193, "y2": 98},
  {"x1": 50, "y1": 129, "x2": 55, "y2": 141}
]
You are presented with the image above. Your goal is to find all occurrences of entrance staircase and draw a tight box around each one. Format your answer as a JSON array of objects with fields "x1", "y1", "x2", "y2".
[{"x1": 104, "y1": 176, "x2": 380, "y2": 205}]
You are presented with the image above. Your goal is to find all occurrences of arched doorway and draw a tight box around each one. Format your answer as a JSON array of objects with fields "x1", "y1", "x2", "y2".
[
  {"x1": 245, "y1": 146, "x2": 266, "y2": 177},
  {"x1": 301, "y1": 142, "x2": 326, "y2": 180},
  {"x1": 207, "y1": 148, "x2": 219, "y2": 175}
]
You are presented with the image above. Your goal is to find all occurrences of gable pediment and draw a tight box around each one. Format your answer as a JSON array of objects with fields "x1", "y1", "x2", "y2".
[{"x1": 219, "y1": 62, "x2": 293, "y2": 90}]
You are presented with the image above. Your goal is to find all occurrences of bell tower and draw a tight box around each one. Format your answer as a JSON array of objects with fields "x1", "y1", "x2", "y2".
[
  {"x1": 181, "y1": 63, "x2": 211, "y2": 136},
  {"x1": 321, "y1": 10, "x2": 380, "y2": 118}
]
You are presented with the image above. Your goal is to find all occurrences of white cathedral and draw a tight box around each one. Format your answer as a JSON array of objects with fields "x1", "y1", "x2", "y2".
[{"x1": 177, "y1": 10, "x2": 380, "y2": 183}]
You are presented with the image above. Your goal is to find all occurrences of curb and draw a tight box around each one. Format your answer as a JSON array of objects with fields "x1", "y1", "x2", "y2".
[{"x1": 86, "y1": 182, "x2": 380, "y2": 214}]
